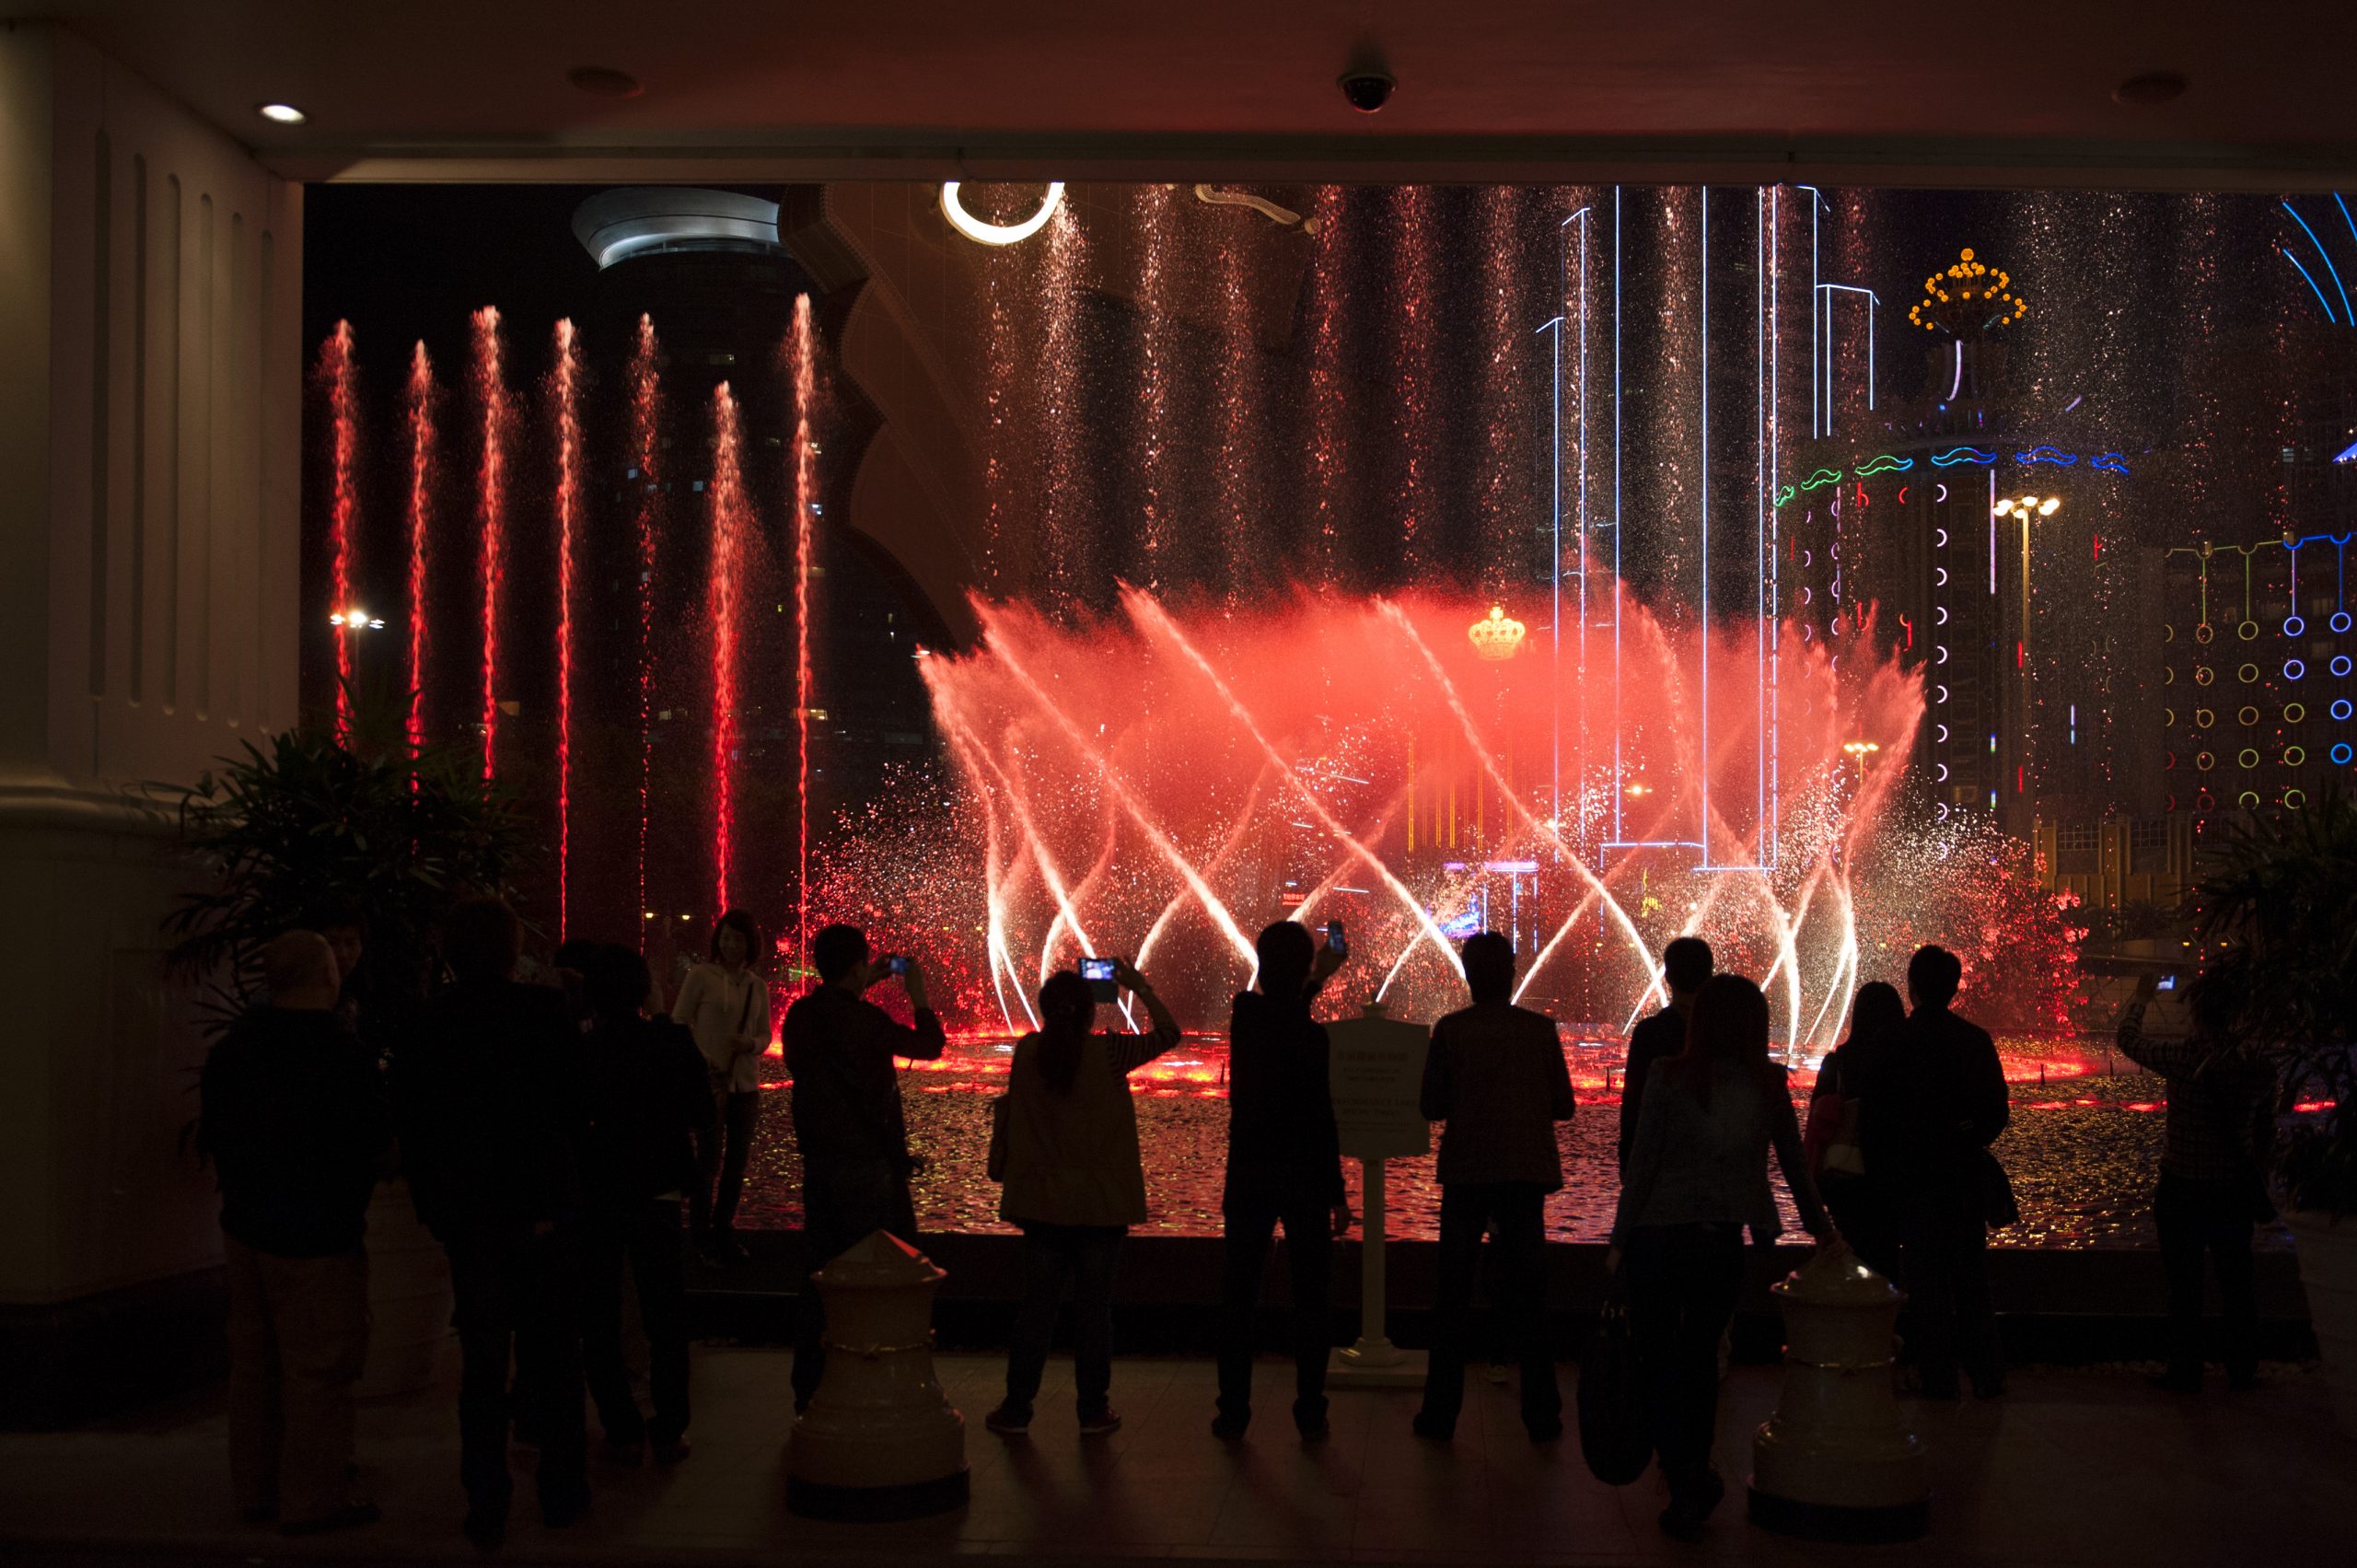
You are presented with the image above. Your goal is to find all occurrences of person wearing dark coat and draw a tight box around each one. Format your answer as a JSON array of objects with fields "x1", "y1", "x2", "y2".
[
  {"x1": 395, "y1": 899, "x2": 591, "y2": 1551},
  {"x1": 1620, "y1": 937, "x2": 1713, "y2": 1171},
  {"x1": 201, "y1": 930, "x2": 389, "y2": 1537},
  {"x1": 577, "y1": 946, "x2": 718, "y2": 1463},
  {"x1": 1213, "y1": 921, "x2": 1353, "y2": 1440},
  {"x1": 1844, "y1": 944, "x2": 2012, "y2": 1400},
  {"x1": 780, "y1": 923, "x2": 946, "y2": 1411},
  {"x1": 1413, "y1": 932, "x2": 1578, "y2": 1444}
]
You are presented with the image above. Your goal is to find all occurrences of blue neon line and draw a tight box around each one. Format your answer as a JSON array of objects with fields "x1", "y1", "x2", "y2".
[
  {"x1": 2338, "y1": 193, "x2": 2357, "y2": 254},
  {"x1": 1931, "y1": 447, "x2": 1997, "y2": 467},
  {"x1": 2014, "y1": 446, "x2": 2078, "y2": 466},
  {"x1": 2092, "y1": 452, "x2": 2132, "y2": 473},
  {"x1": 2333, "y1": 437, "x2": 2357, "y2": 464},
  {"x1": 2282, "y1": 247, "x2": 2340, "y2": 324},
  {"x1": 2284, "y1": 202, "x2": 2351, "y2": 321}
]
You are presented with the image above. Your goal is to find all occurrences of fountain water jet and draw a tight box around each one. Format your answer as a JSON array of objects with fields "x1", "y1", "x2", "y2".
[
  {"x1": 471, "y1": 307, "x2": 508, "y2": 782},
  {"x1": 403, "y1": 341, "x2": 434, "y2": 755},
  {"x1": 318, "y1": 321, "x2": 360, "y2": 735},
  {"x1": 551, "y1": 319, "x2": 584, "y2": 935},
  {"x1": 707, "y1": 383, "x2": 751, "y2": 912},
  {"x1": 628, "y1": 317, "x2": 662, "y2": 947}
]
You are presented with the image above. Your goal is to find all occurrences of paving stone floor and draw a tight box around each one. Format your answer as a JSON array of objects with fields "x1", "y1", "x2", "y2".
[{"x1": 1, "y1": 1349, "x2": 2351, "y2": 1565}]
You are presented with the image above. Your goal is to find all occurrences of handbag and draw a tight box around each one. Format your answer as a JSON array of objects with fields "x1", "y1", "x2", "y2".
[
  {"x1": 1803, "y1": 1056, "x2": 1866, "y2": 1186},
  {"x1": 1576, "y1": 1269, "x2": 1652, "y2": 1486},
  {"x1": 985, "y1": 1093, "x2": 1012, "y2": 1183},
  {"x1": 1975, "y1": 1147, "x2": 2020, "y2": 1229}
]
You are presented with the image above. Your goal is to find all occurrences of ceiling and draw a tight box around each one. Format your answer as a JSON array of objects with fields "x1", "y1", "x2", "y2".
[{"x1": 18, "y1": 1, "x2": 2357, "y2": 188}]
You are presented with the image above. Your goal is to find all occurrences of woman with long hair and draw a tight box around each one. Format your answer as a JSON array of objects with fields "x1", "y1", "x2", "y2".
[
  {"x1": 985, "y1": 957, "x2": 1178, "y2": 1438},
  {"x1": 1608, "y1": 973, "x2": 1833, "y2": 1540},
  {"x1": 1805, "y1": 981, "x2": 1909, "y2": 1278},
  {"x1": 671, "y1": 909, "x2": 769, "y2": 1264}
]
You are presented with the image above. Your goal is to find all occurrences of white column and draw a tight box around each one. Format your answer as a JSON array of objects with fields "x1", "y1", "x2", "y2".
[{"x1": 0, "y1": 22, "x2": 300, "y2": 1392}]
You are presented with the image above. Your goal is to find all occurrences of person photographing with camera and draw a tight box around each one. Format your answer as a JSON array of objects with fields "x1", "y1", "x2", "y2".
[
  {"x1": 986, "y1": 956, "x2": 1179, "y2": 1437},
  {"x1": 781, "y1": 923, "x2": 946, "y2": 1411}
]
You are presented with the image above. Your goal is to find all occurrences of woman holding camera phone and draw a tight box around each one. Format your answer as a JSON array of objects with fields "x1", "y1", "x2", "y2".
[{"x1": 985, "y1": 956, "x2": 1179, "y2": 1437}]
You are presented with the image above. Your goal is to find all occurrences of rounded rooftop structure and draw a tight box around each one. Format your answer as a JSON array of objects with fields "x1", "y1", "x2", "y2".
[{"x1": 572, "y1": 187, "x2": 784, "y2": 270}]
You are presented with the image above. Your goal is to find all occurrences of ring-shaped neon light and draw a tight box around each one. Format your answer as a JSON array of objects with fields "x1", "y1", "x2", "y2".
[
  {"x1": 2333, "y1": 611, "x2": 2353, "y2": 633},
  {"x1": 940, "y1": 181, "x2": 1066, "y2": 245}
]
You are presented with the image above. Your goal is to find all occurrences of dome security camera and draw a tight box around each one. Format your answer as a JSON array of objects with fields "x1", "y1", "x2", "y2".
[{"x1": 1339, "y1": 68, "x2": 1396, "y2": 113}]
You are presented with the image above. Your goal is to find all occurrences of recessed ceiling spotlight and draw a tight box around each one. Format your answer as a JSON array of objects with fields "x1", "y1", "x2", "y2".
[
  {"x1": 2113, "y1": 71, "x2": 2188, "y2": 106},
  {"x1": 256, "y1": 102, "x2": 307, "y2": 124},
  {"x1": 567, "y1": 65, "x2": 644, "y2": 99}
]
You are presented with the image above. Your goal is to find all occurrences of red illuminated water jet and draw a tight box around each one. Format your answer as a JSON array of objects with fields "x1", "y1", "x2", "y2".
[
  {"x1": 551, "y1": 319, "x2": 584, "y2": 936},
  {"x1": 708, "y1": 383, "x2": 751, "y2": 913},
  {"x1": 789, "y1": 296, "x2": 818, "y2": 979},
  {"x1": 628, "y1": 317, "x2": 662, "y2": 947},
  {"x1": 318, "y1": 322, "x2": 360, "y2": 736},
  {"x1": 908, "y1": 585, "x2": 1923, "y2": 1046},
  {"x1": 404, "y1": 341, "x2": 434, "y2": 756},
  {"x1": 471, "y1": 308, "x2": 508, "y2": 783}
]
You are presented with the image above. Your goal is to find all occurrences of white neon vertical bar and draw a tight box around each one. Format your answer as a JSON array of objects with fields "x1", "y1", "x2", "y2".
[
  {"x1": 1990, "y1": 469, "x2": 1998, "y2": 597},
  {"x1": 1577, "y1": 208, "x2": 1590, "y2": 838},
  {"x1": 1614, "y1": 184, "x2": 1624, "y2": 846},
  {"x1": 1701, "y1": 185, "x2": 1711, "y2": 858},
  {"x1": 1867, "y1": 291, "x2": 1875, "y2": 411},
  {"x1": 1756, "y1": 188, "x2": 1767, "y2": 845},
  {"x1": 1768, "y1": 184, "x2": 1780, "y2": 865}
]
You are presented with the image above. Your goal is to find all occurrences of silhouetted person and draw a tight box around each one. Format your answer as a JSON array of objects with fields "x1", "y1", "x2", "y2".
[
  {"x1": 673, "y1": 910, "x2": 770, "y2": 1263},
  {"x1": 396, "y1": 898, "x2": 589, "y2": 1550},
  {"x1": 1805, "y1": 981, "x2": 1909, "y2": 1279},
  {"x1": 1413, "y1": 932, "x2": 1576, "y2": 1443},
  {"x1": 1213, "y1": 921, "x2": 1352, "y2": 1440},
  {"x1": 306, "y1": 898, "x2": 371, "y2": 1040},
  {"x1": 1621, "y1": 936, "x2": 1713, "y2": 1172},
  {"x1": 781, "y1": 923, "x2": 946, "y2": 1411},
  {"x1": 2118, "y1": 970, "x2": 2276, "y2": 1392},
  {"x1": 201, "y1": 930, "x2": 387, "y2": 1537},
  {"x1": 578, "y1": 945, "x2": 717, "y2": 1462},
  {"x1": 1881, "y1": 943, "x2": 2011, "y2": 1400},
  {"x1": 1611, "y1": 974, "x2": 1830, "y2": 1541},
  {"x1": 986, "y1": 959, "x2": 1180, "y2": 1437}
]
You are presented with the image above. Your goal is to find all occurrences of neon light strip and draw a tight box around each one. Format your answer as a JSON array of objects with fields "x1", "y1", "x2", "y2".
[
  {"x1": 2282, "y1": 246, "x2": 2340, "y2": 324},
  {"x1": 1614, "y1": 184, "x2": 1623, "y2": 845},
  {"x1": 940, "y1": 181, "x2": 1066, "y2": 245},
  {"x1": 1949, "y1": 338, "x2": 1965, "y2": 401},
  {"x1": 1799, "y1": 468, "x2": 1842, "y2": 490},
  {"x1": 1933, "y1": 447, "x2": 1997, "y2": 467},
  {"x1": 2092, "y1": 453, "x2": 2132, "y2": 473},
  {"x1": 2339, "y1": 192, "x2": 2357, "y2": 252},
  {"x1": 2015, "y1": 446, "x2": 2077, "y2": 465},
  {"x1": 1855, "y1": 454, "x2": 1912, "y2": 475},
  {"x1": 2283, "y1": 201, "x2": 2352, "y2": 320},
  {"x1": 1768, "y1": 184, "x2": 1779, "y2": 867},
  {"x1": 1700, "y1": 185, "x2": 1710, "y2": 860}
]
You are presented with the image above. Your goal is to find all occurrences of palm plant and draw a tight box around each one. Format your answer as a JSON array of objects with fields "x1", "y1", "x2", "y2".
[
  {"x1": 2187, "y1": 786, "x2": 2357, "y2": 1215},
  {"x1": 160, "y1": 676, "x2": 528, "y2": 1037}
]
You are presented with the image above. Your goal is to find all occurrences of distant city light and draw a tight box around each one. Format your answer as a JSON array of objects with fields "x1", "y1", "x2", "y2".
[{"x1": 257, "y1": 103, "x2": 307, "y2": 124}]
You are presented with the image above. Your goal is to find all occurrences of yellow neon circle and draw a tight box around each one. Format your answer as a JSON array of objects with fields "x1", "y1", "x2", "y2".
[
  {"x1": 2238, "y1": 705, "x2": 2259, "y2": 726},
  {"x1": 2285, "y1": 703, "x2": 2306, "y2": 723},
  {"x1": 2237, "y1": 748, "x2": 2259, "y2": 769}
]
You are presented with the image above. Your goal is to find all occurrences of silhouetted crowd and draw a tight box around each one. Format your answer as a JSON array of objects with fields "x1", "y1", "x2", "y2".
[{"x1": 197, "y1": 900, "x2": 2269, "y2": 1547}]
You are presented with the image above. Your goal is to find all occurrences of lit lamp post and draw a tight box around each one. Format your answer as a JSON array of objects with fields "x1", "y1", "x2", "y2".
[
  {"x1": 1840, "y1": 739, "x2": 1880, "y2": 789},
  {"x1": 1992, "y1": 495, "x2": 2058, "y2": 811}
]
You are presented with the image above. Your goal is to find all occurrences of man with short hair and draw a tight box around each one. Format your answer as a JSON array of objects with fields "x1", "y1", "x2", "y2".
[
  {"x1": 201, "y1": 930, "x2": 387, "y2": 1536},
  {"x1": 1414, "y1": 932, "x2": 1578, "y2": 1442},
  {"x1": 1889, "y1": 943, "x2": 2011, "y2": 1400},
  {"x1": 397, "y1": 898, "x2": 591, "y2": 1550},
  {"x1": 1620, "y1": 936, "x2": 1713, "y2": 1173},
  {"x1": 781, "y1": 923, "x2": 946, "y2": 1410}
]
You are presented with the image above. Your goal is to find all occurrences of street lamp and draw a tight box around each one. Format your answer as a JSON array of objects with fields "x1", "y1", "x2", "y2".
[
  {"x1": 1841, "y1": 738, "x2": 1881, "y2": 788},
  {"x1": 327, "y1": 605, "x2": 386, "y2": 630},
  {"x1": 1991, "y1": 496, "x2": 2058, "y2": 809}
]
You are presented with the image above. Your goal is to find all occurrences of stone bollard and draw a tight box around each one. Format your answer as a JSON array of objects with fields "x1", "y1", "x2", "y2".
[
  {"x1": 1747, "y1": 1245, "x2": 1928, "y2": 1542},
  {"x1": 787, "y1": 1231, "x2": 969, "y2": 1521}
]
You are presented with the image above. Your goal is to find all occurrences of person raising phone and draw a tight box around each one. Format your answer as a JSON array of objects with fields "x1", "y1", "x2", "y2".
[
  {"x1": 986, "y1": 957, "x2": 1179, "y2": 1438},
  {"x1": 780, "y1": 923, "x2": 946, "y2": 1411}
]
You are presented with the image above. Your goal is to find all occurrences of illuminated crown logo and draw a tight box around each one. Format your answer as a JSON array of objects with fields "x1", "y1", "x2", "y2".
[
  {"x1": 1909, "y1": 246, "x2": 2027, "y2": 340},
  {"x1": 1468, "y1": 604, "x2": 1526, "y2": 661}
]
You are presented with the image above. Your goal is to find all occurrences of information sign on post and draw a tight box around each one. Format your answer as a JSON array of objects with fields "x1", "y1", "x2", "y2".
[{"x1": 1326, "y1": 1004, "x2": 1430, "y2": 1387}]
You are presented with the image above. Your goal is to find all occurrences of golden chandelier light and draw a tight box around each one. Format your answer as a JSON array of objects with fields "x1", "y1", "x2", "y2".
[
  {"x1": 1468, "y1": 604, "x2": 1527, "y2": 661},
  {"x1": 1909, "y1": 246, "x2": 2028, "y2": 339}
]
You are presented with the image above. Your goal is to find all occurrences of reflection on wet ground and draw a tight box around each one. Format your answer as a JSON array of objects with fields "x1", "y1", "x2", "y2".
[{"x1": 733, "y1": 1032, "x2": 2282, "y2": 1249}]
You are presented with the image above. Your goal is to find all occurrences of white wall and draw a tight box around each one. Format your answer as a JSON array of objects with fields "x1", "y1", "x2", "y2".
[{"x1": 0, "y1": 21, "x2": 300, "y2": 1308}]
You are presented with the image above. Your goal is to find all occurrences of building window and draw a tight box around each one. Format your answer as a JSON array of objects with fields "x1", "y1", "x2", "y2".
[
  {"x1": 2129, "y1": 819, "x2": 2168, "y2": 851},
  {"x1": 2056, "y1": 823, "x2": 2100, "y2": 853}
]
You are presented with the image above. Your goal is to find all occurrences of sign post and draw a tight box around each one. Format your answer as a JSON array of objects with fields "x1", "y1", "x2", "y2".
[{"x1": 1326, "y1": 1001, "x2": 1431, "y2": 1388}]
